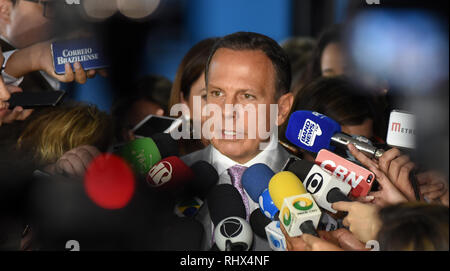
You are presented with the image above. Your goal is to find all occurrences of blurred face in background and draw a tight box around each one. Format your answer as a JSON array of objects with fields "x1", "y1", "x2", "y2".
[
  {"x1": 127, "y1": 99, "x2": 164, "y2": 130},
  {"x1": 187, "y1": 72, "x2": 207, "y2": 121},
  {"x1": 0, "y1": 0, "x2": 52, "y2": 48},
  {"x1": 320, "y1": 42, "x2": 349, "y2": 77},
  {"x1": 341, "y1": 118, "x2": 374, "y2": 140}
]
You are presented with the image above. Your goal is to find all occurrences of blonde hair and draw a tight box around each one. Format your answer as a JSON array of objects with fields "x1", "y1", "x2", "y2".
[{"x1": 17, "y1": 103, "x2": 112, "y2": 166}]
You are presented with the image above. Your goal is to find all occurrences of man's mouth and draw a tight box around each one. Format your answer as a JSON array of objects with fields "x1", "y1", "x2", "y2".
[{"x1": 221, "y1": 130, "x2": 246, "y2": 139}]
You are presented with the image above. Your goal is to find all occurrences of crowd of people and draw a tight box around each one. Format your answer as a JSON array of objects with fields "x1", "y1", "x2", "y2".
[{"x1": 0, "y1": 0, "x2": 448, "y2": 251}]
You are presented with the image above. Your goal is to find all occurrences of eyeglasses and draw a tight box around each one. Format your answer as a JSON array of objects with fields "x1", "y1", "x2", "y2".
[{"x1": 22, "y1": 0, "x2": 57, "y2": 19}]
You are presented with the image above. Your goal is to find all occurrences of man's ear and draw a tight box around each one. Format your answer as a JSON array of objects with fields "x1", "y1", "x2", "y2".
[{"x1": 276, "y1": 92, "x2": 294, "y2": 126}]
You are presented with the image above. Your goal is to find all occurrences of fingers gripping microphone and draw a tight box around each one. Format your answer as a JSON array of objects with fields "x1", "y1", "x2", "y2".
[
  {"x1": 207, "y1": 184, "x2": 253, "y2": 251},
  {"x1": 242, "y1": 164, "x2": 278, "y2": 220},
  {"x1": 268, "y1": 171, "x2": 322, "y2": 237},
  {"x1": 287, "y1": 160, "x2": 352, "y2": 213},
  {"x1": 285, "y1": 111, "x2": 384, "y2": 159}
]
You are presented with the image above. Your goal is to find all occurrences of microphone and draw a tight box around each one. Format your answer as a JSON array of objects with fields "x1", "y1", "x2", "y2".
[
  {"x1": 285, "y1": 110, "x2": 385, "y2": 159},
  {"x1": 206, "y1": 184, "x2": 253, "y2": 251},
  {"x1": 265, "y1": 220, "x2": 287, "y2": 251},
  {"x1": 315, "y1": 149, "x2": 375, "y2": 197},
  {"x1": 287, "y1": 160, "x2": 352, "y2": 213},
  {"x1": 174, "y1": 160, "x2": 219, "y2": 217},
  {"x1": 151, "y1": 132, "x2": 180, "y2": 158},
  {"x1": 249, "y1": 208, "x2": 272, "y2": 240},
  {"x1": 268, "y1": 171, "x2": 322, "y2": 237},
  {"x1": 118, "y1": 133, "x2": 179, "y2": 177},
  {"x1": 146, "y1": 156, "x2": 195, "y2": 190},
  {"x1": 161, "y1": 217, "x2": 204, "y2": 251},
  {"x1": 188, "y1": 160, "x2": 219, "y2": 200},
  {"x1": 386, "y1": 110, "x2": 416, "y2": 150},
  {"x1": 242, "y1": 164, "x2": 278, "y2": 220}
]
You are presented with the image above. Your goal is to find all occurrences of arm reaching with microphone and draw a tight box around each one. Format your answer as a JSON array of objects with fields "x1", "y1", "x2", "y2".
[
  {"x1": 332, "y1": 201, "x2": 382, "y2": 244},
  {"x1": 348, "y1": 144, "x2": 408, "y2": 207}
]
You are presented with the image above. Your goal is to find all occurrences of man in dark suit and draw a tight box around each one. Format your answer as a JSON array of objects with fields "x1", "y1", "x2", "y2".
[{"x1": 182, "y1": 32, "x2": 296, "y2": 250}]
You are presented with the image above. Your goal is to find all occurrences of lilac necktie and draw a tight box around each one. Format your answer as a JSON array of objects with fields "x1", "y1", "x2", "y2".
[{"x1": 227, "y1": 164, "x2": 250, "y2": 221}]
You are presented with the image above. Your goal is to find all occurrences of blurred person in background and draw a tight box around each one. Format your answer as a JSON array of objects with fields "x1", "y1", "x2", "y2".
[
  {"x1": 284, "y1": 201, "x2": 448, "y2": 251},
  {"x1": 280, "y1": 76, "x2": 379, "y2": 160},
  {"x1": 112, "y1": 75, "x2": 172, "y2": 142},
  {"x1": 16, "y1": 103, "x2": 112, "y2": 177},
  {"x1": 0, "y1": 45, "x2": 33, "y2": 126},
  {"x1": 280, "y1": 37, "x2": 316, "y2": 97},
  {"x1": 168, "y1": 37, "x2": 219, "y2": 154},
  {"x1": 376, "y1": 202, "x2": 449, "y2": 251}
]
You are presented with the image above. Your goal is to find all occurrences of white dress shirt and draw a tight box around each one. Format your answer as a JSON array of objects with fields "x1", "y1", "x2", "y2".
[{"x1": 209, "y1": 135, "x2": 280, "y2": 214}]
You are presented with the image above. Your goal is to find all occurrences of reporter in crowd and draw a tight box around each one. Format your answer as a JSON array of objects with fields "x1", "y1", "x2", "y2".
[
  {"x1": 0, "y1": 0, "x2": 106, "y2": 91},
  {"x1": 280, "y1": 76, "x2": 379, "y2": 159},
  {"x1": 112, "y1": 75, "x2": 172, "y2": 142},
  {"x1": 16, "y1": 103, "x2": 111, "y2": 177},
  {"x1": 0, "y1": 45, "x2": 33, "y2": 126}
]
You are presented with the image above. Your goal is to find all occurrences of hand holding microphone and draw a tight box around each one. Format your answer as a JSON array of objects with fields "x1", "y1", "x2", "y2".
[
  {"x1": 332, "y1": 201, "x2": 382, "y2": 244},
  {"x1": 347, "y1": 144, "x2": 408, "y2": 207},
  {"x1": 279, "y1": 224, "x2": 343, "y2": 251}
]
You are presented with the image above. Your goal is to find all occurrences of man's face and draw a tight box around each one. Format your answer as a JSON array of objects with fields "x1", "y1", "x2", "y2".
[
  {"x1": 206, "y1": 48, "x2": 285, "y2": 164},
  {"x1": 0, "y1": 0, "x2": 52, "y2": 48}
]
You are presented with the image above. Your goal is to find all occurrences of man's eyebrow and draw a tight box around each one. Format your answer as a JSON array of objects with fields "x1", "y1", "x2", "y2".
[
  {"x1": 322, "y1": 68, "x2": 334, "y2": 74},
  {"x1": 207, "y1": 84, "x2": 223, "y2": 91}
]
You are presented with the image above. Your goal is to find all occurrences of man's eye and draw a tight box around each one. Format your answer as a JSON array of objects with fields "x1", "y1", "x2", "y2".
[
  {"x1": 210, "y1": 90, "x2": 222, "y2": 97},
  {"x1": 244, "y1": 94, "x2": 256, "y2": 99}
]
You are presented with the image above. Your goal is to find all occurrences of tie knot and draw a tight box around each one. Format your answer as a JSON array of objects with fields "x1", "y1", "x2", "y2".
[{"x1": 227, "y1": 164, "x2": 248, "y2": 185}]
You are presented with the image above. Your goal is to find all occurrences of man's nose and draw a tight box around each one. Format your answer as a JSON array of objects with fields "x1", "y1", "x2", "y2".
[{"x1": 223, "y1": 95, "x2": 237, "y2": 120}]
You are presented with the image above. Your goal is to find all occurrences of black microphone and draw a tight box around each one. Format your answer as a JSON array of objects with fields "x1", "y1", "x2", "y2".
[
  {"x1": 151, "y1": 132, "x2": 179, "y2": 158},
  {"x1": 206, "y1": 184, "x2": 253, "y2": 251},
  {"x1": 249, "y1": 208, "x2": 271, "y2": 240},
  {"x1": 188, "y1": 160, "x2": 219, "y2": 200}
]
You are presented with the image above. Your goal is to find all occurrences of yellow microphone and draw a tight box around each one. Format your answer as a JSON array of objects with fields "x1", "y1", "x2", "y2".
[{"x1": 268, "y1": 171, "x2": 322, "y2": 237}]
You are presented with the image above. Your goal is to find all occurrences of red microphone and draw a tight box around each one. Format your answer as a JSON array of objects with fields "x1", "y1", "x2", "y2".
[
  {"x1": 315, "y1": 149, "x2": 375, "y2": 198},
  {"x1": 146, "y1": 156, "x2": 195, "y2": 190}
]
